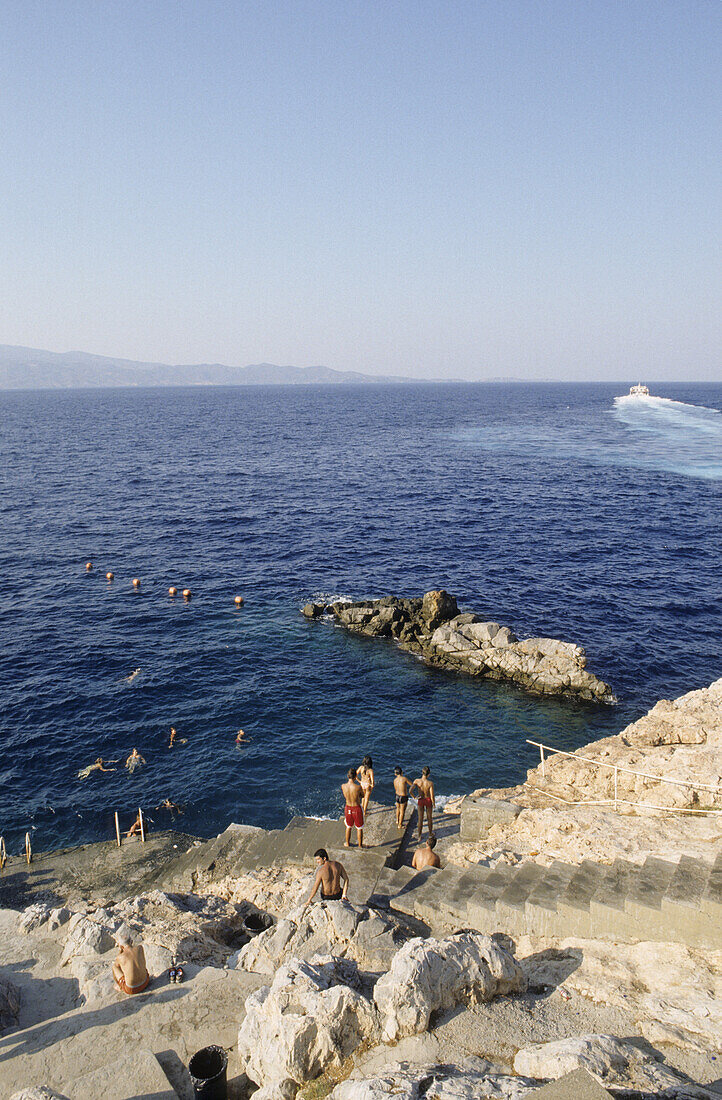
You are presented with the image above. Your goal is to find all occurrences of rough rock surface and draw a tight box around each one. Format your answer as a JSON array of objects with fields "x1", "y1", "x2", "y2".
[
  {"x1": 239, "y1": 955, "x2": 379, "y2": 1099},
  {"x1": 519, "y1": 678, "x2": 722, "y2": 809},
  {"x1": 374, "y1": 931, "x2": 526, "y2": 1042},
  {"x1": 314, "y1": 592, "x2": 613, "y2": 702},
  {"x1": 59, "y1": 913, "x2": 115, "y2": 965},
  {"x1": 10, "y1": 1090, "x2": 71, "y2": 1100},
  {"x1": 18, "y1": 904, "x2": 52, "y2": 934},
  {"x1": 518, "y1": 937, "x2": 722, "y2": 1053},
  {"x1": 513, "y1": 1034, "x2": 712, "y2": 1094},
  {"x1": 329, "y1": 1057, "x2": 538, "y2": 1099},
  {"x1": 0, "y1": 976, "x2": 21, "y2": 1033},
  {"x1": 233, "y1": 901, "x2": 408, "y2": 975}
]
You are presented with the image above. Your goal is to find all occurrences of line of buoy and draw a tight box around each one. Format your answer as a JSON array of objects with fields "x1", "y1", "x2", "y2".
[{"x1": 86, "y1": 565, "x2": 244, "y2": 607}]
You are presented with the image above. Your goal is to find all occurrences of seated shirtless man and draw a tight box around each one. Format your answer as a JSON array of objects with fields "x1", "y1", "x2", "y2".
[
  {"x1": 342, "y1": 767, "x2": 365, "y2": 848},
  {"x1": 112, "y1": 926, "x2": 150, "y2": 995},
  {"x1": 304, "y1": 848, "x2": 349, "y2": 908},
  {"x1": 412, "y1": 834, "x2": 441, "y2": 870}
]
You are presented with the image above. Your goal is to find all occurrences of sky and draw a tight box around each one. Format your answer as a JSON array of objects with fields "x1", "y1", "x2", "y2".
[{"x1": 1, "y1": 1, "x2": 720, "y2": 381}]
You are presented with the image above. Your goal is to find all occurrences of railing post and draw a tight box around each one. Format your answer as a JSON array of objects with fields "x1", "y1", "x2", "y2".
[
  {"x1": 614, "y1": 767, "x2": 618, "y2": 811},
  {"x1": 114, "y1": 812, "x2": 121, "y2": 848},
  {"x1": 539, "y1": 744, "x2": 546, "y2": 778},
  {"x1": 139, "y1": 808, "x2": 145, "y2": 843}
]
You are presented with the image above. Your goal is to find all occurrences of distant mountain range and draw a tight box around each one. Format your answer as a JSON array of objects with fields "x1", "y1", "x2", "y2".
[{"x1": 0, "y1": 344, "x2": 420, "y2": 389}]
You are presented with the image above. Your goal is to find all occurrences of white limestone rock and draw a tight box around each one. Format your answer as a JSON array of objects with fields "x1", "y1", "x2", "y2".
[
  {"x1": 234, "y1": 902, "x2": 404, "y2": 976},
  {"x1": 330, "y1": 1058, "x2": 538, "y2": 1099},
  {"x1": 10, "y1": 1090, "x2": 71, "y2": 1100},
  {"x1": 238, "y1": 954, "x2": 380, "y2": 1099},
  {"x1": 373, "y1": 931, "x2": 526, "y2": 1042},
  {"x1": 59, "y1": 913, "x2": 115, "y2": 965},
  {"x1": 513, "y1": 1034, "x2": 714, "y2": 1095},
  {"x1": 17, "y1": 903, "x2": 52, "y2": 934},
  {"x1": 47, "y1": 907, "x2": 71, "y2": 931}
]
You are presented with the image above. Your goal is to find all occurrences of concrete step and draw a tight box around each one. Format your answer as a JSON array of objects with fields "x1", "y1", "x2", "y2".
[
  {"x1": 701, "y1": 850, "x2": 722, "y2": 917},
  {"x1": 662, "y1": 855, "x2": 711, "y2": 913},
  {"x1": 73, "y1": 1048, "x2": 177, "y2": 1100},
  {"x1": 625, "y1": 856, "x2": 678, "y2": 918}
]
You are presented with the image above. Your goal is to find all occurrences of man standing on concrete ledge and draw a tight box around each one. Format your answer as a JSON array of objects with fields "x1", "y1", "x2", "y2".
[
  {"x1": 304, "y1": 848, "x2": 349, "y2": 907},
  {"x1": 342, "y1": 767, "x2": 366, "y2": 848},
  {"x1": 412, "y1": 834, "x2": 441, "y2": 870},
  {"x1": 411, "y1": 766, "x2": 435, "y2": 840}
]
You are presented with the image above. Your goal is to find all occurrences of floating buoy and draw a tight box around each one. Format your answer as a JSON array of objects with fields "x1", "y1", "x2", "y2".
[
  {"x1": 182, "y1": 588, "x2": 192, "y2": 600},
  {"x1": 106, "y1": 572, "x2": 114, "y2": 581},
  {"x1": 85, "y1": 562, "x2": 93, "y2": 571},
  {"x1": 168, "y1": 586, "x2": 178, "y2": 597},
  {"x1": 234, "y1": 595, "x2": 244, "y2": 606},
  {"x1": 132, "y1": 578, "x2": 141, "y2": 588}
]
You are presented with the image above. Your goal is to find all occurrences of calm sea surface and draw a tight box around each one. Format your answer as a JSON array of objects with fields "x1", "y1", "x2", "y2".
[{"x1": 1, "y1": 382, "x2": 720, "y2": 852}]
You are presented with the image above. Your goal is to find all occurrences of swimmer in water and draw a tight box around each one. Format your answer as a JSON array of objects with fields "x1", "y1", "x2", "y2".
[
  {"x1": 235, "y1": 729, "x2": 249, "y2": 744},
  {"x1": 78, "y1": 758, "x2": 116, "y2": 780},
  {"x1": 156, "y1": 798, "x2": 183, "y2": 817},
  {"x1": 168, "y1": 727, "x2": 187, "y2": 748},
  {"x1": 125, "y1": 748, "x2": 146, "y2": 773},
  {"x1": 124, "y1": 668, "x2": 141, "y2": 684}
]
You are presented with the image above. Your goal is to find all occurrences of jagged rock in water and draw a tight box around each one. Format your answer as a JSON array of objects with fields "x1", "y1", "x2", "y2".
[{"x1": 318, "y1": 592, "x2": 614, "y2": 703}]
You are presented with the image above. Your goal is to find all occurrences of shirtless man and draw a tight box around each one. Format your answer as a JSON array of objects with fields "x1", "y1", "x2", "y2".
[
  {"x1": 77, "y1": 758, "x2": 116, "y2": 780},
  {"x1": 126, "y1": 810, "x2": 146, "y2": 838},
  {"x1": 412, "y1": 834, "x2": 441, "y2": 870},
  {"x1": 112, "y1": 925, "x2": 150, "y2": 995},
  {"x1": 393, "y1": 766, "x2": 411, "y2": 829},
  {"x1": 303, "y1": 848, "x2": 349, "y2": 908},
  {"x1": 125, "y1": 748, "x2": 146, "y2": 772},
  {"x1": 411, "y1": 766, "x2": 435, "y2": 840},
  {"x1": 342, "y1": 768, "x2": 365, "y2": 848}
]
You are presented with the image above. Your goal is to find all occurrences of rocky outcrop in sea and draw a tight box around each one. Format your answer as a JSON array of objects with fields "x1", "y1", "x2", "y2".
[{"x1": 303, "y1": 590, "x2": 615, "y2": 703}]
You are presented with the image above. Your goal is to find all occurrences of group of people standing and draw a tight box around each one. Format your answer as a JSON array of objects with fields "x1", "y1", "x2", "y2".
[{"x1": 340, "y1": 757, "x2": 436, "y2": 848}]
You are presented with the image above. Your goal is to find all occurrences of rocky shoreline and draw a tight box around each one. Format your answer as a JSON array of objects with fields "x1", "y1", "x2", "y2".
[
  {"x1": 303, "y1": 590, "x2": 615, "y2": 703},
  {"x1": 4, "y1": 680, "x2": 722, "y2": 1099}
]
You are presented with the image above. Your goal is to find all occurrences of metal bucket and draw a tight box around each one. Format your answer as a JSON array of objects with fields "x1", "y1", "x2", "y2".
[{"x1": 189, "y1": 1044, "x2": 228, "y2": 1100}]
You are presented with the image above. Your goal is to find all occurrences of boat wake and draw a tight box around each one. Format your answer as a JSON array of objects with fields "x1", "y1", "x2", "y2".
[{"x1": 612, "y1": 395, "x2": 722, "y2": 479}]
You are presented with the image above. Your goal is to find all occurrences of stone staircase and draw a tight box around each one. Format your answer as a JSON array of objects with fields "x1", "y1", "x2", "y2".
[
  {"x1": 162, "y1": 801, "x2": 406, "y2": 907},
  {"x1": 370, "y1": 849, "x2": 722, "y2": 951}
]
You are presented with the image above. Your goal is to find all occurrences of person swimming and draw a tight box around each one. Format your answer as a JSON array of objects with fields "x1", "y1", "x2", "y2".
[
  {"x1": 156, "y1": 798, "x2": 183, "y2": 817},
  {"x1": 168, "y1": 727, "x2": 187, "y2": 748},
  {"x1": 123, "y1": 668, "x2": 141, "y2": 684},
  {"x1": 125, "y1": 748, "x2": 146, "y2": 773},
  {"x1": 235, "y1": 729, "x2": 249, "y2": 744},
  {"x1": 78, "y1": 758, "x2": 116, "y2": 780}
]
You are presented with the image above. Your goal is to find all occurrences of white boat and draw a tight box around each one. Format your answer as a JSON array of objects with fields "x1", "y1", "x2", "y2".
[{"x1": 628, "y1": 383, "x2": 650, "y2": 396}]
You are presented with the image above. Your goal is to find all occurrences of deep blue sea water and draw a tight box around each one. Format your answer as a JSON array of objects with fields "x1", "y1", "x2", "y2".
[{"x1": 1, "y1": 382, "x2": 720, "y2": 854}]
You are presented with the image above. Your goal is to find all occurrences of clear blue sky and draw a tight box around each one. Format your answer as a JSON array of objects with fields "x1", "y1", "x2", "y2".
[{"x1": 1, "y1": 1, "x2": 720, "y2": 380}]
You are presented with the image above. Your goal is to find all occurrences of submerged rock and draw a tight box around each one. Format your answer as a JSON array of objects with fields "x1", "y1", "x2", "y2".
[{"x1": 318, "y1": 592, "x2": 613, "y2": 703}]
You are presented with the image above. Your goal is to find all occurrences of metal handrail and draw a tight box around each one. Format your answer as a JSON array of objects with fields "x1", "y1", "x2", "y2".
[{"x1": 526, "y1": 738, "x2": 722, "y2": 812}]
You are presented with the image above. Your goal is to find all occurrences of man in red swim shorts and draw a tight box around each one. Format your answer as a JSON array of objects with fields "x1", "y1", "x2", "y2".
[
  {"x1": 411, "y1": 765, "x2": 435, "y2": 841},
  {"x1": 342, "y1": 767, "x2": 365, "y2": 849}
]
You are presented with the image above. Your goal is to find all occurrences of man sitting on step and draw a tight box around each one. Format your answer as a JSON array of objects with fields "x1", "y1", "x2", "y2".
[
  {"x1": 412, "y1": 834, "x2": 441, "y2": 870},
  {"x1": 112, "y1": 925, "x2": 150, "y2": 995}
]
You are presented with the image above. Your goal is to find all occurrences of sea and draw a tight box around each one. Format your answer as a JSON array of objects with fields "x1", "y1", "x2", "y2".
[{"x1": 1, "y1": 382, "x2": 720, "y2": 854}]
